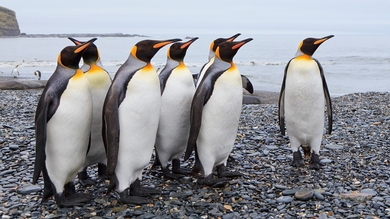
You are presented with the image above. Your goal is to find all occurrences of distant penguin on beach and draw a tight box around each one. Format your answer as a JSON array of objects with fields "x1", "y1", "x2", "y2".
[
  {"x1": 11, "y1": 65, "x2": 19, "y2": 78},
  {"x1": 185, "y1": 38, "x2": 253, "y2": 187},
  {"x1": 34, "y1": 70, "x2": 41, "y2": 80},
  {"x1": 278, "y1": 35, "x2": 334, "y2": 170},
  {"x1": 68, "y1": 37, "x2": 112, "y2": 186},
  {"x1": 33, "y1": 38, "x2": 96, "y2": 207},
  {"x1": 103, "y1": 38, "x2": 181, "y2": 204},
  {"x1": 153, "y1": 37, "x2": 198, "y2": 179}
]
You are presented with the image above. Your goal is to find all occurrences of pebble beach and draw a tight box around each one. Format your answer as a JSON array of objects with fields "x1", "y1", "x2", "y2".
[{"x1": 0, "y1": 87, "x2": 390, "y2": 218}]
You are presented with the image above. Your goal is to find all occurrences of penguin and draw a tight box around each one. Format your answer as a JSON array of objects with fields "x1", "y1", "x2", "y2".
[
  {"x1": 184, "y1": 38, "x2": 253, "y2": 186},
  {"x1": 278, "y1": 35, "x2": 334, "y2": 170},
  {"x1": 34, "y1": 70, "x2": 41, "y2": 80},
  {"x1": 153, "y1": 37, "x2": 198, "y2": 179},
  {"x1": 68, "y1": 37, "x2": 112, "y2": 185},
  {"x1": 33, "y1": 38, "x2": 96, "y2": 207},
  {"x1": 102, "y1": 38, "x2": 181, "y2": 204},
  {"x1": 11, "y1": 65, "x2": 19, "y2": 78}
]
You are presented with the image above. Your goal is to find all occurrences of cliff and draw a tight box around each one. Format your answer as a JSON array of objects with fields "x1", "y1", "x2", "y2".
[{"x1": 0, "y1": 6, "x2": 20, "y2": 36}]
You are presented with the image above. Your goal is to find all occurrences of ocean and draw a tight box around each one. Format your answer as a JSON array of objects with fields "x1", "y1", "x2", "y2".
[{"x1": 0, "y1": 33, "x2": 388, "y2": 96}]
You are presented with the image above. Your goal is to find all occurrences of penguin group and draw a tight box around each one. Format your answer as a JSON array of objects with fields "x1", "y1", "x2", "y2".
[{"x1": 33, "y1": 34, "x2": 334, "y2": 207}]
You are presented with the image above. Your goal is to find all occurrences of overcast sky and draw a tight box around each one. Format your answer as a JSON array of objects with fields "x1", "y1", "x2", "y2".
[{"x1": 2, "y1": 1, "x2": 389, "y2": 35}]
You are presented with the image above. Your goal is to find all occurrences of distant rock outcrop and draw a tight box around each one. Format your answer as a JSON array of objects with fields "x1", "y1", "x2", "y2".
[{"x1": 0, "y1": 6, "x2": 20, "y2": 36}]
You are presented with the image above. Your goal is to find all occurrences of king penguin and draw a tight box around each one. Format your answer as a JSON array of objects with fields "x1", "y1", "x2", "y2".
[
  {"x1": 68, "y1": 37, "x2": 112, "y2": 185},
  {"x1": 102, "y1": 38, "x2": 181, "y2": 204},
  {"x1": 278, "y1": 35, "x2": 334, "y2": 169},
  {"x1": 153, "y1": 37, "x2": 198, "y2": 179},
  {"x1": 33, "y1": 38, "x2": 96, "y2": 207},
  {"x1": 184, "y1": 38, "x2": 253, "y2": 186}
]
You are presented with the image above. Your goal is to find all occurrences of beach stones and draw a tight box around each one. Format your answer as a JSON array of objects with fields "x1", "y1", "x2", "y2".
[{"x1": 294, "y1": 189, "x2": 314, "y2": 201}]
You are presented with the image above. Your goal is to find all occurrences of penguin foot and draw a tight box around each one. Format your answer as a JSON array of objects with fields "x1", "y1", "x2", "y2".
[
  {"x1": 291, "y1": 151, "x2": 304, "y2": 167},
  {"x1": 163, "y1": 169, "x2": 186, "y2": 180},
  {"x1": 119, "y1": 189, "x2": 150, "y2": 205},
  {"x1": 171, "y1": 159, "x2": 192, "y2": 175},
  {"x1": 217, "y1": 165, "x2": 242, "y2": 178},
  {"x1": 57, "y1": 193, "x2": 92, "y2": 207},
  {"x1": 77, "y1": 171, "x2": 95, "y2": 186},
  {"x1": 197, "y1": 175, "x2": 230, "y2": 188},
  {"x1": 98, "y1": 163, "x2": 110, "y2": 180},
  {"x1": 309, "y1": 153, "x2": 322, "y2": 170},
  {"x1": 130, "y1": 179, "x2": 159, "y2": 197}
]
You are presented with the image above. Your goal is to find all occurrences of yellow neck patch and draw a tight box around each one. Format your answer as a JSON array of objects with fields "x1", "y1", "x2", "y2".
[
  {"x1": 72, "y1": 69, "x2": 84, "y2": 79},
  {"x1": 295, "y1": 54, "x2": 312, "y2": 60}
]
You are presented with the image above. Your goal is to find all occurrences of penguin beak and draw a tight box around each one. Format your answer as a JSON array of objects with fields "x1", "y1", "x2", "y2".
[
  {"x1": 232, "y1": 38, "x2": 253, "y2": 50},
  {"x1": 226, "y1": 33, "x2": 241, "y2": 42},
  {"x1": 74, "y1": 38, "x2": 97, "y2": 53},
  {"x1": 314, "y1": 35, "x2": 334, "y2": 45},
  {"x1": 153, "y1": 38, "x2": 182, "y2": 49},
  {"x1": 180, "y1": 37, "x2": 199, "y2": 49},
  {"x1": 68, "y1": 37, "x2": 82, "y2": 46}
]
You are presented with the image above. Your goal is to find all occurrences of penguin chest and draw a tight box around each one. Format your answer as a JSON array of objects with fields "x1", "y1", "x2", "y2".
[
  {"x1": 117, "y1": 67, "x2": 161, "y2": 164},
  {"x1": 85, "y1": 67, "x2": 111, "y2": 163},
  {"x1": 198, "y1": 68, "x2": 242, "y2": 161},
  {"x1": 157, "y1": 67, "x2": 195, "y2": 159},
  {"x1": 284, "y1": 59, "x2": 325, "y2": 140},
  {"x1": 45, "y1": 74, "x2": 92, "y2": 183}
]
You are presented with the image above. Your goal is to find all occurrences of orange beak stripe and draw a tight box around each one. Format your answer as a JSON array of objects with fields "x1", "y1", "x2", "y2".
[
  {"x1": 314, "y1": 38, "x2": 327, "y2": 45},
  {"x1": 232, "y1": 42, "x2": 245, "y2": 50},
  {"x1": 180, "y1": 41, "x2": 192, "y2": 49},
  {"x1": 74, "y1": 42, "x2": 91, "y2": 53},
  {"x1": 153, "y1": 41, "x2": 171, "y2": 49}
]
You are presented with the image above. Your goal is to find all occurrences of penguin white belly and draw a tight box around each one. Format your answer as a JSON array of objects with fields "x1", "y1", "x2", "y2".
[
  {"x1": 115, "y1": 69, "x2": 161, "y2": 192},
  {"x1": 83, "y1": 69, "x2": 111, "y2": 167},
  {"x1": 284, "y1": 59, "x2": 325, "y2": 146},
  {"x1": 157, "y1": 68, "x2": 195, "y2": 166},
  {"x1": 46, "y1": 76, "x2": 92, "y2": 193},
  {"x1": 197, "y1": 69, "x2": 242, "y2": 175}
]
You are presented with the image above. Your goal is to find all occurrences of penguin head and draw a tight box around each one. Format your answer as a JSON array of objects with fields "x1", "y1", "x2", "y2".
[
  {"x1": 167, "y1": 37, "x2": 198, "y2": 62},
  {"x1": 131, "y1": 39, "x2": 182, "y2": 63},
  {"x1": 59, "y1": 38, "x2": 97, "y2": 69},
  {"x1": 68, "y1": 37, "x2": 100, "y2": 65},
  {"x1": 210, "y1": 33, "x2": 241, "y2": 52},
  {"x1": 215, "y1": 38, "x2": 253, "y2": 63},
  {"x1": 297, "y1": 35, "x2": 334, "y2": 56}
]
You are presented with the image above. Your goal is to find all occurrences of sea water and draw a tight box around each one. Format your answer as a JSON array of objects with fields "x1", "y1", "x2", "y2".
[{"x1": 0, "y1": 33, "x2": 388, "y2": 96}]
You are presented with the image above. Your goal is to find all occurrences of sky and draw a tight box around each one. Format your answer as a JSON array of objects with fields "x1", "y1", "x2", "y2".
[{"x1": 1, "y1": 0, "x2": 390, "y2": 35}]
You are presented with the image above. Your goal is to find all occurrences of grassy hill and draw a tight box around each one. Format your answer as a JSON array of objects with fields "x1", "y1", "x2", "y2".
[{"x1": 0, "y1": 6, "x2": 20, "y2": 36}]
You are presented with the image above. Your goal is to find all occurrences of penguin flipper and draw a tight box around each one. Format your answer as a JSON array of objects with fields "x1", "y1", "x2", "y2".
[
  {"x1": 278, "y1": 60, "x2": 291, "y2": 136},
  {"x1": 102, "y1": 90, "x2": 121, "y2": 176},
  {"x1": 33, "y1": 91, "x2": 61, "y2": 184},
  {"x1": 33, "y1": 101, "x2": 48, "y2": 184},
  {"x1": 241, "y1": 75, "x2": 254, "y2": 94},
  {"x1": 315, "y1": 59, "x2": 333, "y2": 134},
  {"x1": 184, "y1": 84, "x2": 212, "y2": 160}
]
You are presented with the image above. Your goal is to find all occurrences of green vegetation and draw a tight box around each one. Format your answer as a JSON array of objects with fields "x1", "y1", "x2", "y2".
[{"x1": 0, "y1": 6, "x2": 20, "y2": 36}]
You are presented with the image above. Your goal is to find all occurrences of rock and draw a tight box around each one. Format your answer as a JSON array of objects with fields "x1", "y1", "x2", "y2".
[
  {"x1": 17, "y1": 185, "x2": 42, "y2": 194},
  {"x1": 324, "y1": 144, "x2": 344, "y2": 150},
  {"x1": 282, "y1": 189, "x2": 299, "y2": 196},
  {"x1": 294, "y1": 189, "x2": 314, "y2": 201},
  {"x1": 276, "y1": 196, "x2": 293, "y2": 203},
  {"x1": 0, "y1": 7, "x2": 20, "y2": 36}
]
